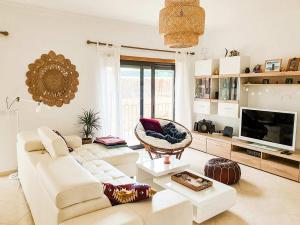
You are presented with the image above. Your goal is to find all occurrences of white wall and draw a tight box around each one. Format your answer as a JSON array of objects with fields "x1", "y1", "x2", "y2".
[
  {"x1": 0, "y1": 1, "x2": 173, "y2": 135},
  {"x1": 194, "y1": 0, "x2": 300, "y2": 148},
  {"x1": 1, "y1": 0, "x2": 300, "y2": 147}
]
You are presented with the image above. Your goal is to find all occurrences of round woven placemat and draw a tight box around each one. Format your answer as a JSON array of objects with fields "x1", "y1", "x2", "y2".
[{"x1": 26, "y1": 51, "x2": 79, "y2": 107}]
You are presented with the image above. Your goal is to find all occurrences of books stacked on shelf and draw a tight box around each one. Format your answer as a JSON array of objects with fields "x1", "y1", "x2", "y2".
[{"x1": 94, "y1": 136, "x2": 128, "y2": 149}]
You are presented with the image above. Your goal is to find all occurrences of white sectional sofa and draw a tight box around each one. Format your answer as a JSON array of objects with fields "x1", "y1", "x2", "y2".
[{"x1": 17, "y1": 128, "x2": 193, "y2": 225}]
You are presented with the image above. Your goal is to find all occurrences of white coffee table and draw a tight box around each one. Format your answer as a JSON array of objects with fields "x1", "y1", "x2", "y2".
[
  {"x1": 154, "y1": 170, "x2": 237, "y2": 224},
  {"x1": 136, "y1": 157, "x2": 190, "y2": 186}
]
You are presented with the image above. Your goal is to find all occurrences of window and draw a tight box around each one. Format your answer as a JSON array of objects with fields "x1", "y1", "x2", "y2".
[{"x1": 120, "y1": 59, "x2": 175, "y2": 146}]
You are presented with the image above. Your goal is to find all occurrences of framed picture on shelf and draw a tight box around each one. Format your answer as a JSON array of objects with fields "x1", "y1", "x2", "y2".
[
  {"x1": 286, "y1": 58, "x2": 300, "y2": 71},
  {"x1": 265, "y1": 59, "x2": 282, "y2": 72}
]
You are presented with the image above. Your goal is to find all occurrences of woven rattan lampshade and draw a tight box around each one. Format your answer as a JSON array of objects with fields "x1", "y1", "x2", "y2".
[{"x1": 159, "y1": 0, "x2": 205, "y2": 48}]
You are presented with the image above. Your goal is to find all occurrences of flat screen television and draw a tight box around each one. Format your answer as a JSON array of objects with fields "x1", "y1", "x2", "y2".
[{"x1": 239, "y1": 107, "x2": 297, "y2": 151}]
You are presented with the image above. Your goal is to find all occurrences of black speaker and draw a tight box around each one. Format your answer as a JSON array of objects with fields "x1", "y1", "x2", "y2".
[{"x1": 223, "y1": 126, "x2": 233, "y2": 137}]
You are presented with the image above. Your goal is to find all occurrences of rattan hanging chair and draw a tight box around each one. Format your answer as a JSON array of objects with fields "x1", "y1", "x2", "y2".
[{"x1": 134, "y1": 119, "x2": 192, "y2": 160}]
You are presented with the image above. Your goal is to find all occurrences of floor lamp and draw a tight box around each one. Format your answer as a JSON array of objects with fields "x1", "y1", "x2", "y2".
[
  {"x1": 4, "y1": 97, "x2": 43, "y2": 179},
  {"x1": 6, "y1": 97, "x2": 43, "y2": 131}
]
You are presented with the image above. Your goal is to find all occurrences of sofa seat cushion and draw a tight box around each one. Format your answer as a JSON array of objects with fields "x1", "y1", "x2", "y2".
[
  {"x1": 37, "y1": 155, "x2": 104, "y2": 209},
  {"x1": 79, "y1": 159, "x2": 135, "y2": 185},
  {"x1": 71, "y1": 144, "x2": 139, "y2": 166},
  {"x1": 60, "y1": 205, "x2": 143, "y2": 225}
]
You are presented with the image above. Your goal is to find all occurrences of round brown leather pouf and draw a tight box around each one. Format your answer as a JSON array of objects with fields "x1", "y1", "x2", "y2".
[{"x1": 204, "y1": 158, "x2": 241, "y2": 185}]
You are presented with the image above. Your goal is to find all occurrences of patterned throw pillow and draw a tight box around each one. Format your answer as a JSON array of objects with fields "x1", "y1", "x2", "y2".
[
  {"x1": 103, "y1": 183, "x2": 156, "y2": 206},
  {"x1": 52, "y1": 130, "x2": 74, "y2": 152},
  {"x1": 140, "y1": 118, "x2": 163, "y2": 134}
]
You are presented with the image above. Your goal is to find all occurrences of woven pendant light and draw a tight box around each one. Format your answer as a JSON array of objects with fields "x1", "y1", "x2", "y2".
[{"x1": 159, "y1": 0, "x2": 205, "y2": 48}]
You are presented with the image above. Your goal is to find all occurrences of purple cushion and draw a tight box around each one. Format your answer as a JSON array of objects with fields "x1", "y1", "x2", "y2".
[{"x1": 140, "y1": 118, "x2": 163, "y2": 133}]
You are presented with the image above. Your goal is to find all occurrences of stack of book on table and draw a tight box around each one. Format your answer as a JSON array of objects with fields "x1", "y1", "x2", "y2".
[{"x1": 94, "y1": 136, "x2": 127, "y2": 149}]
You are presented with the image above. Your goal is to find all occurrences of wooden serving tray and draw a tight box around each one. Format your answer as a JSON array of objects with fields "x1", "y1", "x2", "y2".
[{"x1": 171, "y1": 171, "x2": 213, "y2": 191}]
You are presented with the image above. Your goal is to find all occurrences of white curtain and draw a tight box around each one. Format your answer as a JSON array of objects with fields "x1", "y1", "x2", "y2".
[
  {"x1": 175, "y1": 53, "x2": 193, "y2": 129},
  {"x1": 97, "y1": 45, "x2": 123, "y2": 137}
]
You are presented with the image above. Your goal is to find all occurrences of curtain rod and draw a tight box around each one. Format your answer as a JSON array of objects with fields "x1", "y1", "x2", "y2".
[
  {"x1": 86, "y1": 40, "x2": 195, "y2": 55},
  {"x1": 0, "y1": 31, "x2": 9, "y2": 36}
]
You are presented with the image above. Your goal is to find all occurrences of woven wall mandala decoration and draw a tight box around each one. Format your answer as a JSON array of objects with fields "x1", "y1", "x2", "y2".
[
  {"x1": 26, "y1": 51, "x2": 79, "y2": 107},
  {"x1": 159, "y1": 0, "x2": 205, "y2": 48}
]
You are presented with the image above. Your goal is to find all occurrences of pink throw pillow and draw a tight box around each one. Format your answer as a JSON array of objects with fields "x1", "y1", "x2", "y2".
[{"x1": 140, "y1": 118, "x2": 163, "y2": 133}]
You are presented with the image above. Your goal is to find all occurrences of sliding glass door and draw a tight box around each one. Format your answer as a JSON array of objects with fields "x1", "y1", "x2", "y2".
[
  {"x1": 154, "y1": 67, "x2": 175, "y2": 120},
  {"x1": 120, "y1": 61, "x2": 175, "y2": 146}
]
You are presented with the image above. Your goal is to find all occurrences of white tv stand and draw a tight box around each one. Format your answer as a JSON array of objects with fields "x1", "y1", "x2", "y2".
[{"x1": 191, "y1": 132, "x2": 300, "y2": 182}]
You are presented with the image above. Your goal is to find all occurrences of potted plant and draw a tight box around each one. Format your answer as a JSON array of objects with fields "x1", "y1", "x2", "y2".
[{"x1": 78, "y1": 109, "x2": 101, "y2": 144}]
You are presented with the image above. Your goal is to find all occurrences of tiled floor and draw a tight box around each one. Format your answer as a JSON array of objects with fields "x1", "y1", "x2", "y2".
[{"x1": 1, "y1": 148, "x2": 300, "y2": 225}]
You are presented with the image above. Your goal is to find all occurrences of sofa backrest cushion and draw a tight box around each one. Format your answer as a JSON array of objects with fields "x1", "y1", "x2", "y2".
[
  {"x1": 38, "y1": 127, "x2": 69, "y2": 158},
  {"x1": 17, "y1": 131, "x2": 45, "y2": 152},
  {"x1": 64, "y1": 135, "x2": 82, "y2": 149},
  {"x1": 17, "y1": 130, "x2": 83, "y2": 152},
  {"x1": 37, "y1": 155, "x2": 104, "y2": 209}
]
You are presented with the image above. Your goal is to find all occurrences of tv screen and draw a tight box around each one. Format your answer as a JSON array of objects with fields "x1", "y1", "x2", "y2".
[{"x1": 240, "y1": 108, "x2": 297, "y2": 150}]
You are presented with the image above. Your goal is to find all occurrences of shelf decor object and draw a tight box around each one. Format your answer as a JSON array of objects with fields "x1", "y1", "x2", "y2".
[
  {"x1": 286, "y1": 58, "x2": 300, "y2": 71},
  {"x1": 159, "y1": 0, "x2": 205, "y2": 48},
  {"x1": 26, "y1": 51, "x2": 79, "y2": 107},
  {"x1": 265, "y1": 59, "x2": 282, "y2": 72}
]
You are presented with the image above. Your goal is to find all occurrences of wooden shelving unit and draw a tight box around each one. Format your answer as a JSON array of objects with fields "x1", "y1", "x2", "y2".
[
  {"x1": 217, "y1": 99, "x2": 239, "y2": 104},
  {"x1": 218, "y1": 74, "x2": 240, "y2": 78},
  {"x1": 194, "y1": 60, "x2": 300, "y2": 118},
  {"x1": 243, "y1": 83, "x2": 300, "y2": 87},
  {"x1": 197, "y1": 71, "x2": 300, "y2": 79},
  {"x1": 193, "y1": 61, "x2": 300, "y2": 181},
  {"x1": 194, "y1": 98, "x2": 210, "y2": 102},
  {"x1": 194, "y1": 74, "x2": 240, "y2": 117},
  {"x1": 194, "y1": 75, "x2": 219, "y2": 79},
  {"x1": 191, "y1": 132, "x2": 300, "y2": 182},
  {"x1": 240, "y1": 71, "x2": 300, "y2": 78}
]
